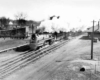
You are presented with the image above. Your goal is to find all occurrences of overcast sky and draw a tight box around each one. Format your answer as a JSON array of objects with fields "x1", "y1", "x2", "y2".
[{"x1": 0, "y1": 0, "x2": 100, "y2": 30}]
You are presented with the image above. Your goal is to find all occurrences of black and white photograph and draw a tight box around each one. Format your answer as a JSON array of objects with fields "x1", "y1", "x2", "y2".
[{"x1": 0, "y1": 0, "x2": 100, "y2": 80}]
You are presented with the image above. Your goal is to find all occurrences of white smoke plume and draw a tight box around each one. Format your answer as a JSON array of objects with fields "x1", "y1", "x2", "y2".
[
  {"x1": 38, "y1": 17, "x2": 70, "y2": 33},
  {"x1": 38, "y1": 16, "x2": 89, "y2": 33}
]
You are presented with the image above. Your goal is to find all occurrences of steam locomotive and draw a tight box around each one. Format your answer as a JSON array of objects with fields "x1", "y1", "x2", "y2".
[{"x1": 29, "y1": 31, "x2": 68, "y2": 50}]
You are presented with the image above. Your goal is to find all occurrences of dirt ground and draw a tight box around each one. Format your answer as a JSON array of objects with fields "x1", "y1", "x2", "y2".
[
  {"x1": 0, "y1": 38, "x2": 29, "y2": 62},
  {"x1": 0, "y1": 38, "x2": 29, "y2": 50},
  {"x1": 3, "y1": 34, "x2": 100, "y2": 80}
]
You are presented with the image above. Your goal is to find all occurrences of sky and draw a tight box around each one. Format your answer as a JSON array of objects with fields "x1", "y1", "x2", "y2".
[{"x1": 0, "y1": 0, "x2": 100, "y2": 31}]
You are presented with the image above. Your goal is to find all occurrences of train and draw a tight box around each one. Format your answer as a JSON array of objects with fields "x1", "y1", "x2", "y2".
[
  {"x1": 29, "y1": 31, "x2": 68, "y2": 50},
  {"x1": 0, "y1": 27, "x2": 69, "y2": 50}
]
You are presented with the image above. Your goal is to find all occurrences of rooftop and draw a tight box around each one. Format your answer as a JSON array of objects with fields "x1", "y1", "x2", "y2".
[{"x1": 86, "y1": 25, "x2": 100, "y2": 32}]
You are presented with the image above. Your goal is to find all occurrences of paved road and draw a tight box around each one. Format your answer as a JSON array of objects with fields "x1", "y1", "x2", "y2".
[{"x1": 4, "y1": 35, "x2": 100, "y2": 80}]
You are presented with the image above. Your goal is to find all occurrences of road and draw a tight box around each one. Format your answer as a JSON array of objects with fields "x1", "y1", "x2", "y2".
[{"x1": 4, "y1": 35, "x2": 100, "y2": 80}]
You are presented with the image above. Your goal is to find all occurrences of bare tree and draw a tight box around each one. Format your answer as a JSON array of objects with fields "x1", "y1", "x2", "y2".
[
  {"x1": 14, "y1": 12, "x2": 27, "y2": 27},
  {"x1": 14, "y1": 12, "x2": 27, "y2": 20},
  {"x1": 0, "y1": 17, "x2": 10, "y2": 30}
]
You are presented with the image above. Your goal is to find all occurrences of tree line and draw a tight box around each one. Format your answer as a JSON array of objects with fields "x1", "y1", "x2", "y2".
[{"x1": 0, "y1": 12, "x2": 40, "y2": 30}]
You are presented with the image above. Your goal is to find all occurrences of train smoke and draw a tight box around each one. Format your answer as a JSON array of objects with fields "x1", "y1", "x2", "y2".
[
  {"x1": 38, "y1": 16, "x2": 70, "y2": 33},
  {"x1": 38, "y1": 16, "x2": 88, "y2": 33}
]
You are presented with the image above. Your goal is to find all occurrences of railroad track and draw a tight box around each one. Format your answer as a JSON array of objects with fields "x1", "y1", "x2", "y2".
[{"x1": 0, "y1": 40, "x2": 69, "y2": 79}]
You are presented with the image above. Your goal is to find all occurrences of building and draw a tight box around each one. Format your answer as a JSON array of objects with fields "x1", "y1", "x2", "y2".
[{"x1": 86, "y1": 24, "x2": 100, "y2": 38}]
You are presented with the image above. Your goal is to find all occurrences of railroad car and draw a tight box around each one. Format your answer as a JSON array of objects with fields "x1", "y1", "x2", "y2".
[
  {"x1": 0, "y1": 27, "x2": 28, "y2": 39},
  {"x1": 10, "y1": 27, "x2": 27, "y2": 39},
  {"x1": 0, "y1": 30, "x2": 10, "y2": 38}
]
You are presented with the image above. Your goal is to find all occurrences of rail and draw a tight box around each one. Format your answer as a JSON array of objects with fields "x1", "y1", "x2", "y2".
[{"x1": 0, "y1": 40, "x2": 68, "y2": 79}]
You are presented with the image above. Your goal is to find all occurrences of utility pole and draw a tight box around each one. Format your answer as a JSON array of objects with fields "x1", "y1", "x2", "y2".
[
  {"x1": 91, "y1": 20, "x2": 95, "y2": 59},
  {"x1": 98, "y1": 21, "x2": 99, "y2": 30},
  {"x1": 32, "y1": 24, "x2": 37, "y2": 34},
  {"x1": 32, "y1": 24, "x2": 33, "y2": 34}
]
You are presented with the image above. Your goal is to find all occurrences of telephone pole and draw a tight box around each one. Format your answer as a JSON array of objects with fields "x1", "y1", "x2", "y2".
[
  {"x1": 98, "y1": 20, "x2": 99, "y2": 29},
  {"x1": 32, "y1": 24, "x2": 33, "y2": 34},
  {"x1": 91, "y1": 20, "x2": 95, "y2": 59}
]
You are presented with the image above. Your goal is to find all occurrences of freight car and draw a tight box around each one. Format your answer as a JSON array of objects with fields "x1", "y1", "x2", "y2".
[
  {"x1": 0, "y1": 29, "x2": 11, "y2": 38},
  {"x1": 10, "y1": 27, "x2": 28, "y2": 39},
  {"x1": 0, "y1": 27, "x2": 28, "y2": 39}
]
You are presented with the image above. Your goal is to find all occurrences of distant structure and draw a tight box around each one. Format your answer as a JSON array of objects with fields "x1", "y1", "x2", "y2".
[
  {"x1": 86, "y1": 24, "x2": 100, "y2": 38},
  {"x1": 0, "y1": 20, "x2": 41, "y2": 39}
]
